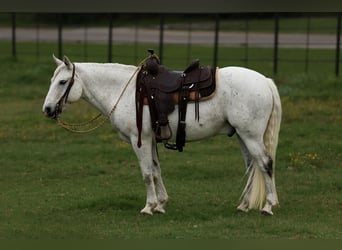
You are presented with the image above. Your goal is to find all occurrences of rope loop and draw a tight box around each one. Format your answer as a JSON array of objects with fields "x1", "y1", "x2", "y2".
[{"x1": 56, "y1": 57, "x2": 148, "y2": 133}]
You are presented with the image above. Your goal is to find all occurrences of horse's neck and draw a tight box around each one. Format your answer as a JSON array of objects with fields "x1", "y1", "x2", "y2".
[{"x1": 77, "y1": 63, "x2": 137, "y2": 114}]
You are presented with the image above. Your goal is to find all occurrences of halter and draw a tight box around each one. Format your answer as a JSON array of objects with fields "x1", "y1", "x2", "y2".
[
  {"x1": 62, "y1": 62, "x2": 76, "y2": 104},
  {"x1": 56, "y1": 63, "x2": 142, "y2": 133},
  {"x1": 55, "y1": 63, "x2": 76, "y2": 118}
]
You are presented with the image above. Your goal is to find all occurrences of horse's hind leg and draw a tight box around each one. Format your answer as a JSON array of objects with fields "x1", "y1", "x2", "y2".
[
  {"x1": 236, "y1": 135, "x2": 253, "y2": 213},
  {"x1": 237, "y1": 135, "x2": 277, "y2": 215},
  {"x1": 151, "y1": 139, "x2": 168, "y2": 213}
]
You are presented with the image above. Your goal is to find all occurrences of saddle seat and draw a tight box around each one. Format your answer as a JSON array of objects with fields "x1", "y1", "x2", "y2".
[
  {"x1": 136, "y1": 50, "x2": 217, "y2": 152},
  {"x1": 145, "y1": 59, "x2": 213, "y2": 94}
]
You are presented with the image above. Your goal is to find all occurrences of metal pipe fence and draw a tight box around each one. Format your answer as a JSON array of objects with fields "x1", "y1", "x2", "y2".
[{"x1": 0, "y1": 13, "x2": 341, "y2": 76}]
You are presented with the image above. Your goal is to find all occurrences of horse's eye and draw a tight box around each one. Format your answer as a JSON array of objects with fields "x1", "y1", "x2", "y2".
[{"x1": 59, "y1": 80, "x2": 68, "y2": 85}]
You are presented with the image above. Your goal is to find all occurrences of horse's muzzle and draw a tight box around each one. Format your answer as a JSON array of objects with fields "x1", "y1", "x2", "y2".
[{"x1": 43, "y1": 103, "x2": 60, "y2": 119}]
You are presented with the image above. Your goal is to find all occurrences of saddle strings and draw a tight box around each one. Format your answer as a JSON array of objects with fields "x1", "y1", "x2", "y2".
[{"x1": 56, "y1": 59, "x2": 147, "y2": 134}]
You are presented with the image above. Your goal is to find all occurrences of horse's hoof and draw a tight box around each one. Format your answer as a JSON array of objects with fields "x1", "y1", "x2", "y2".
[
  {"x1": 237, "y1": 204, "x2": 249, "y2": 213},
  {"x1": 140, "y1": 207, "x2": 154, "y2": 215},
  {"x1": 261, "y1": 210, "x2": 273, "y2": 216},
  {"x1": 153, "y1": 206, "x2": 166, "y2": 214}
]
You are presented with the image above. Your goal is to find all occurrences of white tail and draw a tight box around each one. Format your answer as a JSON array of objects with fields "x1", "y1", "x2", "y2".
[{"x1": 243, "y1": 78, "x2": 282, "y2": 210}]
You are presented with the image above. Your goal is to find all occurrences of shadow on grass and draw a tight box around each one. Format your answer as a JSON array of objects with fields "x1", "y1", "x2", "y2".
[{"x1": 72, "y1": 194, "x2": 142, "y2": 212}]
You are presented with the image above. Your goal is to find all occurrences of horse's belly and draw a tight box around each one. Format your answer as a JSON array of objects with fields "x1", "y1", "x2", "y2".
[
  {"x1": 185, "y1": 119, "x2": 230, "y2": 141},
  {"x1": 167, "y1": 101, "x2": 230, "y2": 142}
]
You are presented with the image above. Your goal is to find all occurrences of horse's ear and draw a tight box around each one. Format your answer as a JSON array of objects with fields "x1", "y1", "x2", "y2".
[
  {"x1": 63, "y1": 55, "x2": 72, "y2": 69},
  {"x1": 53, "y1": 54, "x2": 63, "y2": 66}
]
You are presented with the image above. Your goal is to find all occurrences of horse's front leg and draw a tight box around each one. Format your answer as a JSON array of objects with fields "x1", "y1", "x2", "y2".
[
  {"x1": 151, "y1": 139, "x2": 168, "y2": 214},
  {"x1": 131, "y1": 136, "x2": 158, "y2": 215}
]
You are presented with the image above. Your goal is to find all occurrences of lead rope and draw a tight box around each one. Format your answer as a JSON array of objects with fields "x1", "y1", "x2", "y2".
[{"x1": 56, "y1": 62, "x2": 145, "y2": 134}]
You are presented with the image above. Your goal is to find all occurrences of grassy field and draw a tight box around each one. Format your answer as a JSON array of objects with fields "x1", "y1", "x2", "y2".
[{"x1": 0, "y1": 44, "x2": 341, "y2": 239}]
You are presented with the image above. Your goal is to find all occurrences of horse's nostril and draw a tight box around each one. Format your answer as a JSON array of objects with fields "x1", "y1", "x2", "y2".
[{"x1": 43, "y1": 106, "x2": 53, "y2": 117}]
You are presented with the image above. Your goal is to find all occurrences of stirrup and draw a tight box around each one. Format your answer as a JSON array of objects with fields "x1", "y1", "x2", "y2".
[
  {"x1": 164, "y1": 142, "x2": 178, "y2": 150},
  {"x1": 155, "y1": 123, "x2": 172, "y2": 141}
]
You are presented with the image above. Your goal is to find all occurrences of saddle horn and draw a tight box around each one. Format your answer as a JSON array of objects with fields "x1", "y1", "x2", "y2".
[{"x1": 145, "y1": 49, "x2": 160, "y2": 75}]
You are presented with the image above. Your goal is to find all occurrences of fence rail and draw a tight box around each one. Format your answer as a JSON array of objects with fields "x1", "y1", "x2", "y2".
[{"x1": 1, "y1": 13, "x2": 341, "y2": 76}]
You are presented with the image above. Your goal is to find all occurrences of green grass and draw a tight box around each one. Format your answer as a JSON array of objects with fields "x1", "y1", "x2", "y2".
[{"x1": 0, "y1": 43, "x2": 341, "y2": 239}]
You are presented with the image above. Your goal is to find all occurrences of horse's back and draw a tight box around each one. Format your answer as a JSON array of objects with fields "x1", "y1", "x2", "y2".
[
  {"x1": 219, "y1": 66, "x2": 270, "y2": 87},
  {"x1": 218, "y1": 66, "x2": 273, "y2": 98}
]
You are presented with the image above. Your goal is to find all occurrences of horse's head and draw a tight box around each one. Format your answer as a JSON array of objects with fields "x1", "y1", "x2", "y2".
[{"x1": 42, "y1": 55, "x2": 83, "y2": 119}]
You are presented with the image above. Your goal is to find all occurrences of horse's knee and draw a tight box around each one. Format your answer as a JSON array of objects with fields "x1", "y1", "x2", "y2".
[
  {"x1": 239, "y1": 138, "x2": 271, "y2": 171},
  {"x1": 143, "y1": 173, "x2": 153, "y2": 186},
  {"x1": 263, "y1": 155, "x2": 273, "y2": 177},
  {"x1": 253, "y1": 151, "x2": 273, "y2": 178}
]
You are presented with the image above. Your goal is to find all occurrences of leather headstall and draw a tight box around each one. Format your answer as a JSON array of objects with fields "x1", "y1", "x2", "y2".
[{"x1": 55, "y1": 63, "x2": 76, "y2": 118}]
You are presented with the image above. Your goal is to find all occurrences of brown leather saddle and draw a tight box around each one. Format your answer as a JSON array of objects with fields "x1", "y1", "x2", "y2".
[{"x1": 136, "y1": 49, "x2": 217, "y2": 152}]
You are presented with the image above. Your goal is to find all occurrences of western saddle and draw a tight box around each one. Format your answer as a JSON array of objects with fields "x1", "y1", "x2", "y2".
[{"x1": 136, "y1": 49, "x2": 217, "y2": 152}]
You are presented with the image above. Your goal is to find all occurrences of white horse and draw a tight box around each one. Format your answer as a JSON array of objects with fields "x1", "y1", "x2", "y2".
[{"x1": 42, "y1": 55, "x2": 282, "y2": 216}]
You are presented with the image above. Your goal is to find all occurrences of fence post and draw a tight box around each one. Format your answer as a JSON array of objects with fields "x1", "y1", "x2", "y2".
[
  {"x1": 273, "y1": 13, "x2": 279, "y2": 75},
  {"x1": 305, "y1": 15, "x2": 311, "y2": 73},
  {"x1": 186, "y1": 19, "x2": 192, "y2": 65},
  {"x1": 335, "y1": 13, "x2": 341, "y2": 77},
  {"x1": 83, "y1": 21, "x2": 88, "y2": 61},
  {"x1": 134, "y1": 16, "x2": 139, "y2": 64},
  {"x1": 36, "y1": 17, "x2": 40, "y2": 60},
  {"x1": 244, "y1": 16, "x2": 250, "y2": 67},
  {"x1": 57, "y1": 14, "x2": 63, "y2": 59},
  {"x1": 11, "y1": 13, "x2": 16, "y2": 59},
  {"x1": 213, "y1": 14, "x2": 220, "y2": 68},
  {"x1": 108, "y1": 13, "x2": 113, "y2": 63},
  {"x1": 159, "y1": 14, "x2": 165, "y2": 64}
]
